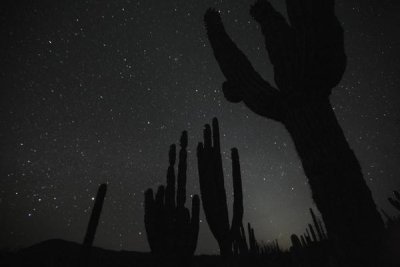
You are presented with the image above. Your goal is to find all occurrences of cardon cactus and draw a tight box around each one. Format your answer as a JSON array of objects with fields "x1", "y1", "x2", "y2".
[
  {"x1": 144, "y1": 131, "x2": 200, "y2": 258},
  {"x1": 197, "y1": 118, "x2": 246, "y2": 257},
  {"x1": 83, "y1": 184, "x2": 107, "y2": 247},
  {"x1": 204, "y1": 0, "x2": 384, "y2": 265},
  {"x1": 80, "y1": 183, "x2": 107, "y2": 266}
]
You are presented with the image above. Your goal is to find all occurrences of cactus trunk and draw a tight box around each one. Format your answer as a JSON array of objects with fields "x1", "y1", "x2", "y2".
[
  {"x1": 83, "y1": 184, "x2": 107, "y2": 247},
  {"x1": 283, "y1": 98, "x2": 383, "y2": 264},
  {"x1": 80, "y1": 183, "x2": 107, "y2": 266}
]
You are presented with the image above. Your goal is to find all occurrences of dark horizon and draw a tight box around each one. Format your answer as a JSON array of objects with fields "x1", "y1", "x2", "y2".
[{"x1": 1, "y1": 0, "x2": 399, "y2": 255}]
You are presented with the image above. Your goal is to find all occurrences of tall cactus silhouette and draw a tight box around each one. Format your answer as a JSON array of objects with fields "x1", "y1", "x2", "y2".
[
  {"x1": 83, "y1": 183, "x2": 107, "y2": 247},
  {"x1": 197, "y1": 118, "x2": 246, "y2": 257},
  {"x1": 144, "y1": 131, "x2": 200, "y2": 258},
  {"x1": 80, "y1": 183, "x2": 107, "y2": 266},
  {"x1": 204, "y1": 0, "x2": 384, "y2": 265}
]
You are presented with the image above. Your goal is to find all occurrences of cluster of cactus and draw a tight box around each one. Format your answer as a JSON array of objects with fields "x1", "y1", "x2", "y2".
[
  {"x1": 234, "y1": 222, "x2": 281, "y2": 257},
  {"x1": 233, "y1": 224, "x2": 249, "y2": 256},
  {"x1": 197, "y1": 118, "x2": 247, "y2": 257},
  {"x1": 258, "y1": 239, "x2": 280, "y2": 256},
  {"x1": 204, "y1": 0, "x2": 384, "y2": 264},
  {"x1": 144, "y1": 131, "x2": 200, "y2": 258},
  {"x1": 290, "y1": 208, "x2": 328, "y2": 250}
]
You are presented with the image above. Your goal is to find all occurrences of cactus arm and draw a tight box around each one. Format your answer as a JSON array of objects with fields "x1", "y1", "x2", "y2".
[
  {"x1": 197, "y1": 142, "x2": 219, "y2": 235},
  {"x1": 155, "y1": 185, "x2": 165, "y2": 208},
  {"x1": 251, "y1": 0, "x2": 345, "y2": 94},
  {"x1": 189, "y1": 195, "x2": 200, "y2": 255},
  {"x1": 145, "y1": 131, "x2": 200, "y2": 258},
  {"x1": 287, "y1": 0, "x2": 346, "y2": 91},
  {"x1": 197, "y1": 120, "x2": 231, "y2": 256},
  {"x1": 197, "y1": 126, "x2": 230, "y2": 241},
  {"x1": 230, "y1": 148, "x2": 244, "y2": 239},
  {"x1": 250, "y1": 0, "x2": 296, "y2": 93},
  {"x1": 144, "y1": 188, "x2": 158, "y2": 252},
  {"x1": 239, "y1": 224, "x2": 249, "y2": 253},
  {"x1": 210, "y1": 121, "x2": 230, "y2": 233},
  {"x1": 204, "y1": 9, "x2": 283, "y2": 121},
  {"x1": 177, "y1": 132, "x2": 188, "y2": 208},
  {"x1": 165, "y1": 145, "x2": 176, "y2": 211}
]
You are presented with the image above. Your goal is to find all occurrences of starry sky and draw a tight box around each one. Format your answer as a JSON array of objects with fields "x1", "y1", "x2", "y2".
[{"x1": 1, "y1": 0, "x2": 399, "y2": 254}]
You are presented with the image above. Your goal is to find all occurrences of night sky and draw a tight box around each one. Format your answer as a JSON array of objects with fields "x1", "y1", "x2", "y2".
[{"x1": 1, "y1": 0, "x2": 399, "y2": 254}]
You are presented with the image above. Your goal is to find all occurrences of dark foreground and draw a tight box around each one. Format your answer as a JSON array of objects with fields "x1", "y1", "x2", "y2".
[{"x1": 1, "y1": 238, "x2": 399, "y2": 267}]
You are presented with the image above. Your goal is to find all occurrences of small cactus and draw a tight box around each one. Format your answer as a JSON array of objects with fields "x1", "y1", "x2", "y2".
[
  {"x1": 247, "y1": 223, "x2": 259, "y2": 255},
  {"x1": 291, "y1": 234, "x2": 303, "y2": 250}
]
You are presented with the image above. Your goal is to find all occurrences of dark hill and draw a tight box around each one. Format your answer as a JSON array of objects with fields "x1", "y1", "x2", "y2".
[
  {"x1": 0, "y1": 239, "x2": 223, "y2": 267},
  {"x1": 0, "y1": 239, "x2": 152, "y2": 267}
]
